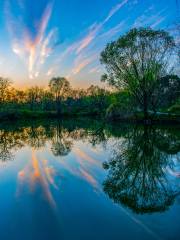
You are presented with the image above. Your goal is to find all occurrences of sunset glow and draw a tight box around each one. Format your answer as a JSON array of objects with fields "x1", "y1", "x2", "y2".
[{"x1": 0, "y1": 0, "x2": 177, "y2": 88}]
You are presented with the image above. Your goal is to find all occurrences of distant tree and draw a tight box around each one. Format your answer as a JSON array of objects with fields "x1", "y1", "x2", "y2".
[
  {"x1": 15, "y1": 90, "x2": 27, "y2": 104},
  {"x1": 100, "y1": 28, "x2": 176, "y2": 120},
  {"x1": 86, "y1": 85, "x2": 109, "y2": 111},
  {"x1": 41, "y1": 90, "x2": 54, "y2": 111},
  {"x1": 0, "y1": 77, "x2": 12, "y2": 108},
  {"x1": 27, "y1": 87, "x2": 44, "y2": 110},
  {"x1": 49, "y1": 77, "x2": 70, "y2": 114}
]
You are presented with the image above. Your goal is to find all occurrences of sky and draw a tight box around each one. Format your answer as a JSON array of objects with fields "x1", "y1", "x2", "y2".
[{"x1": 0, "y1": 0, "x2": 179, "y2": 88}]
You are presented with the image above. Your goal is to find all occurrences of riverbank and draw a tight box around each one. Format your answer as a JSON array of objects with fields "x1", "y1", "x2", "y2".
[{"x1": 0, "y1": 109, "x2": 179, "y2": 124}]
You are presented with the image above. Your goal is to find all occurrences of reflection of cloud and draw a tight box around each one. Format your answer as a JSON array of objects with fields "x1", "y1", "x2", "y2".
[
  {"x1": 17, "y1": 150, "x2": 57, "y2": 208},
  {"x1": 74, "y1": 148, "x2": 101, "y2": 168},
  {"x1": 5, "y1": 0, "x2": 58, "y2": 79},
  {"x1": 80, "y1": 168, "x2": 98, "y2": 188},
  {"x1": 119, "y1": 206, "x2": 162, "y2": 240},
  {"x1": 166, "y1": 167, "x2": 180, "y2": 178},
  {"x1": 55, "y1": 148, "x2": 101, "y2": 190}
]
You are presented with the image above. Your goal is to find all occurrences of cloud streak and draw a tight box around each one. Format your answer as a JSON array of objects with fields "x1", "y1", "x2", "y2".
[
  {"x1": 133, "y1": 7, "x2": 167, "y2": 28},
  {"x1": 55, "y1": 0, "x2": 128, "y2": 78},
  {"x1": 104, "y1": 0, "x2": 128, "y2": 23},
  {"x1": 5, "y1": 0, "x2": 58, "y2": 79},
  {"x1": 76, "y1": 0, "x2": 128, "y2": 54}
]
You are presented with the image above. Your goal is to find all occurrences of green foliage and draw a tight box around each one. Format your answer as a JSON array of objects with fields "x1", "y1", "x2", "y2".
[
  {"x1": 0, "y1": 26, "x2": 179, "y2": 126},
  {"x1": 0, "y1": 77, "x2": 12, "y2": 107},
  {"x1": 106, "y1": 103, "x2": 128, "y2": 120},
  {"x1": 155, "y1": 75, "x2": 180, "y2": 109},
  {"x1": 100, "y1": 27, "x2": 176, "y2": 119},
  {"x1": 168, "y1": 103, "x2": 180, "y2": 114},
  {"x1": 106, "y1": 91, "x2": 133, "y2": 120},
  {"x1": 49, "y1": 77, "x2": 71, "y2": 114}
]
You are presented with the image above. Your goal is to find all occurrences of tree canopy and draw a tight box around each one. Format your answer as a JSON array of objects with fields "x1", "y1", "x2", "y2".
[{"x1": 100, "y1": 27, "x2": 176, "y2": 119}]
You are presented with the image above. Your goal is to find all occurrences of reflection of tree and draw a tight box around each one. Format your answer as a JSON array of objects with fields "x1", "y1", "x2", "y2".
[
  {"x1": 154, "y1": 128, "x2": 180, "y2": 155},
  {"x1": 103, "y1": 126, "x2": 180, "y2": 214},
  {"x1": 88, "y1": 126, "x2": 107, "y2": 147},
  {"x1": 26, "y1": 126, "x2": 47, "y2": 149},
  {"x1": 0, "y1": 130, "x2": 23, "y2": 162},
  {"x1": 51, "y1": 124, "x2": 72, "y2": 156}
]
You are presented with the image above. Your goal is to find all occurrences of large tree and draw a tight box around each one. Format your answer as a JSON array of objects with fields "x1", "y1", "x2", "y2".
[
  {"x1": 100, "y1": 28, "x2": 176, "y2": 120},
  {"x1": 49, "y1": 77, "x2": 70, "y2": 114}
]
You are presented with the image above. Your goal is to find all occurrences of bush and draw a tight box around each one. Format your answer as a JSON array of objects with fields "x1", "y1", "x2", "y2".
[
  {"x1": 106, "y1": 102, "x2": 133, "y2": 120},
  {"x1": 168, "y1": 104, "x2": 180, "y2": 114}
]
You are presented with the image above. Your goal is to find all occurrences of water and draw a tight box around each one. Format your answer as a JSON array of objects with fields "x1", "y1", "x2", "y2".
[{"x1": 0, "y1": 119, "x2": 179, "y2": 240}]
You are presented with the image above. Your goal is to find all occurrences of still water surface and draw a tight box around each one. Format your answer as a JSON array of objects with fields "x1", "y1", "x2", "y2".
[{"x1": 0, "y1": 119, "x2": 179, "y2": 240}]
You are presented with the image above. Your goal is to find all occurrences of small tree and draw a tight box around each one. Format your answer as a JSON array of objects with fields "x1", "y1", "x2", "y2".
[
  {"x1": 0, "y1": 77, "x2": 12, "y2": 108},
  {"x1": 49, "y1": 77, "x2": 70, "y2": 114},
  {"x1": 100, "y1": 28, "x2": 176, "y2": 120},
  {"x1": 86, "y1": 85, "x2": 108, "y2": 110},
  {"x1": 27, "y1": 87, "x2": 44, "y2": 110}
]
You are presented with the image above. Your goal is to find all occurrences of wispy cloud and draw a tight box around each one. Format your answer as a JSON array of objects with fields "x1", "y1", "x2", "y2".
[
  {"x1": 98, "y1": 20, "x2": 126, "y2": 39},
  {"x1": 104, "y1": 0, "x2": 128, "y2": 23},
  {"x1": 89, "y1": 66, "x2": 101, "y2": 74},
  {"x1": 5, "y1": 0, "x2": 58, "y2": 79},
  {"x1": 133, "y1": 6, "x2": 167, "y2": 28},
  {"x1": 76, "y1": 23, "x2": 101, "y2": 54},
  {"x1": 55, "y1": 1, "x2": 128, "y2": 78},
  {"x1": 150, "y1": 16, "x2": 166, "y2": 28},
  {"x1": 72, "y1": 53, "x2": 98, "y2": 75},
  {"x1": 76, "y1": 0, "x2": 128, "y2": 54}
]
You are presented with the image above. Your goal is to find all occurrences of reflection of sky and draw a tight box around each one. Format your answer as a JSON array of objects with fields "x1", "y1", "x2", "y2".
[
  {"x1": 0, "y1": 0, "x2": 178, "y2": 88},
  {"x1": 0, "y1": 136, "x2": 179, "y2": 240},
  {"x1": 17, "y1": 149, "x2": 57, "y2": 208},
  {"x1": 45, "y1": 140, "x2": 109, "y2": 192}
]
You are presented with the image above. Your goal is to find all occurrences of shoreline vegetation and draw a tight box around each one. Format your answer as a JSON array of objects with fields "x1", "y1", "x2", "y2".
[
  {"x1": 0, "y1": 109, "x2": 179, "y2": 125},
  {"x1": 0, "y1": 27, "x2": 179, "y2": 124}
]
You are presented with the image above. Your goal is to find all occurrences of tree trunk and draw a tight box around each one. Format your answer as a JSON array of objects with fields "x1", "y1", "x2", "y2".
[
  {"x1": 56, "y1": 99, "x2": 62, "y2": 115},
  {"x1": 143, "y1": 92, "x2": 148, "y2": 121}
]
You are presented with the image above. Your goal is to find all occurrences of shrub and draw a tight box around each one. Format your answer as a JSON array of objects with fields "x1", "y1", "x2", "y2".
[{"x1": 106, "y1": 102, "x2": 133, "y2": 120}]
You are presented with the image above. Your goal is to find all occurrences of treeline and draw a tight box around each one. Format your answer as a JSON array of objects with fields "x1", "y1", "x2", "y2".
[
  {"x1": 0, "y1": 77, "x2": 112, "y2": 117},
  {"x1": 0, "y1": 27, "x2": 180, "y2": 121},
  {"x1": 0, "y1": 74, "x2": 179, "y2": 121}
]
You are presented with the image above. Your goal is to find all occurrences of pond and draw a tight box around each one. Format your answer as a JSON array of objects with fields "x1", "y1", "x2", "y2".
[{"x1": 0, "y1": 119, "x2": 179, "y2": 240}]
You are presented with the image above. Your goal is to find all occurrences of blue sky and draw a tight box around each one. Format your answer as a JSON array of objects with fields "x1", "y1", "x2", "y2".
[{"x1": 0, "y1": 0, "x2": 179, "y2": 88}]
